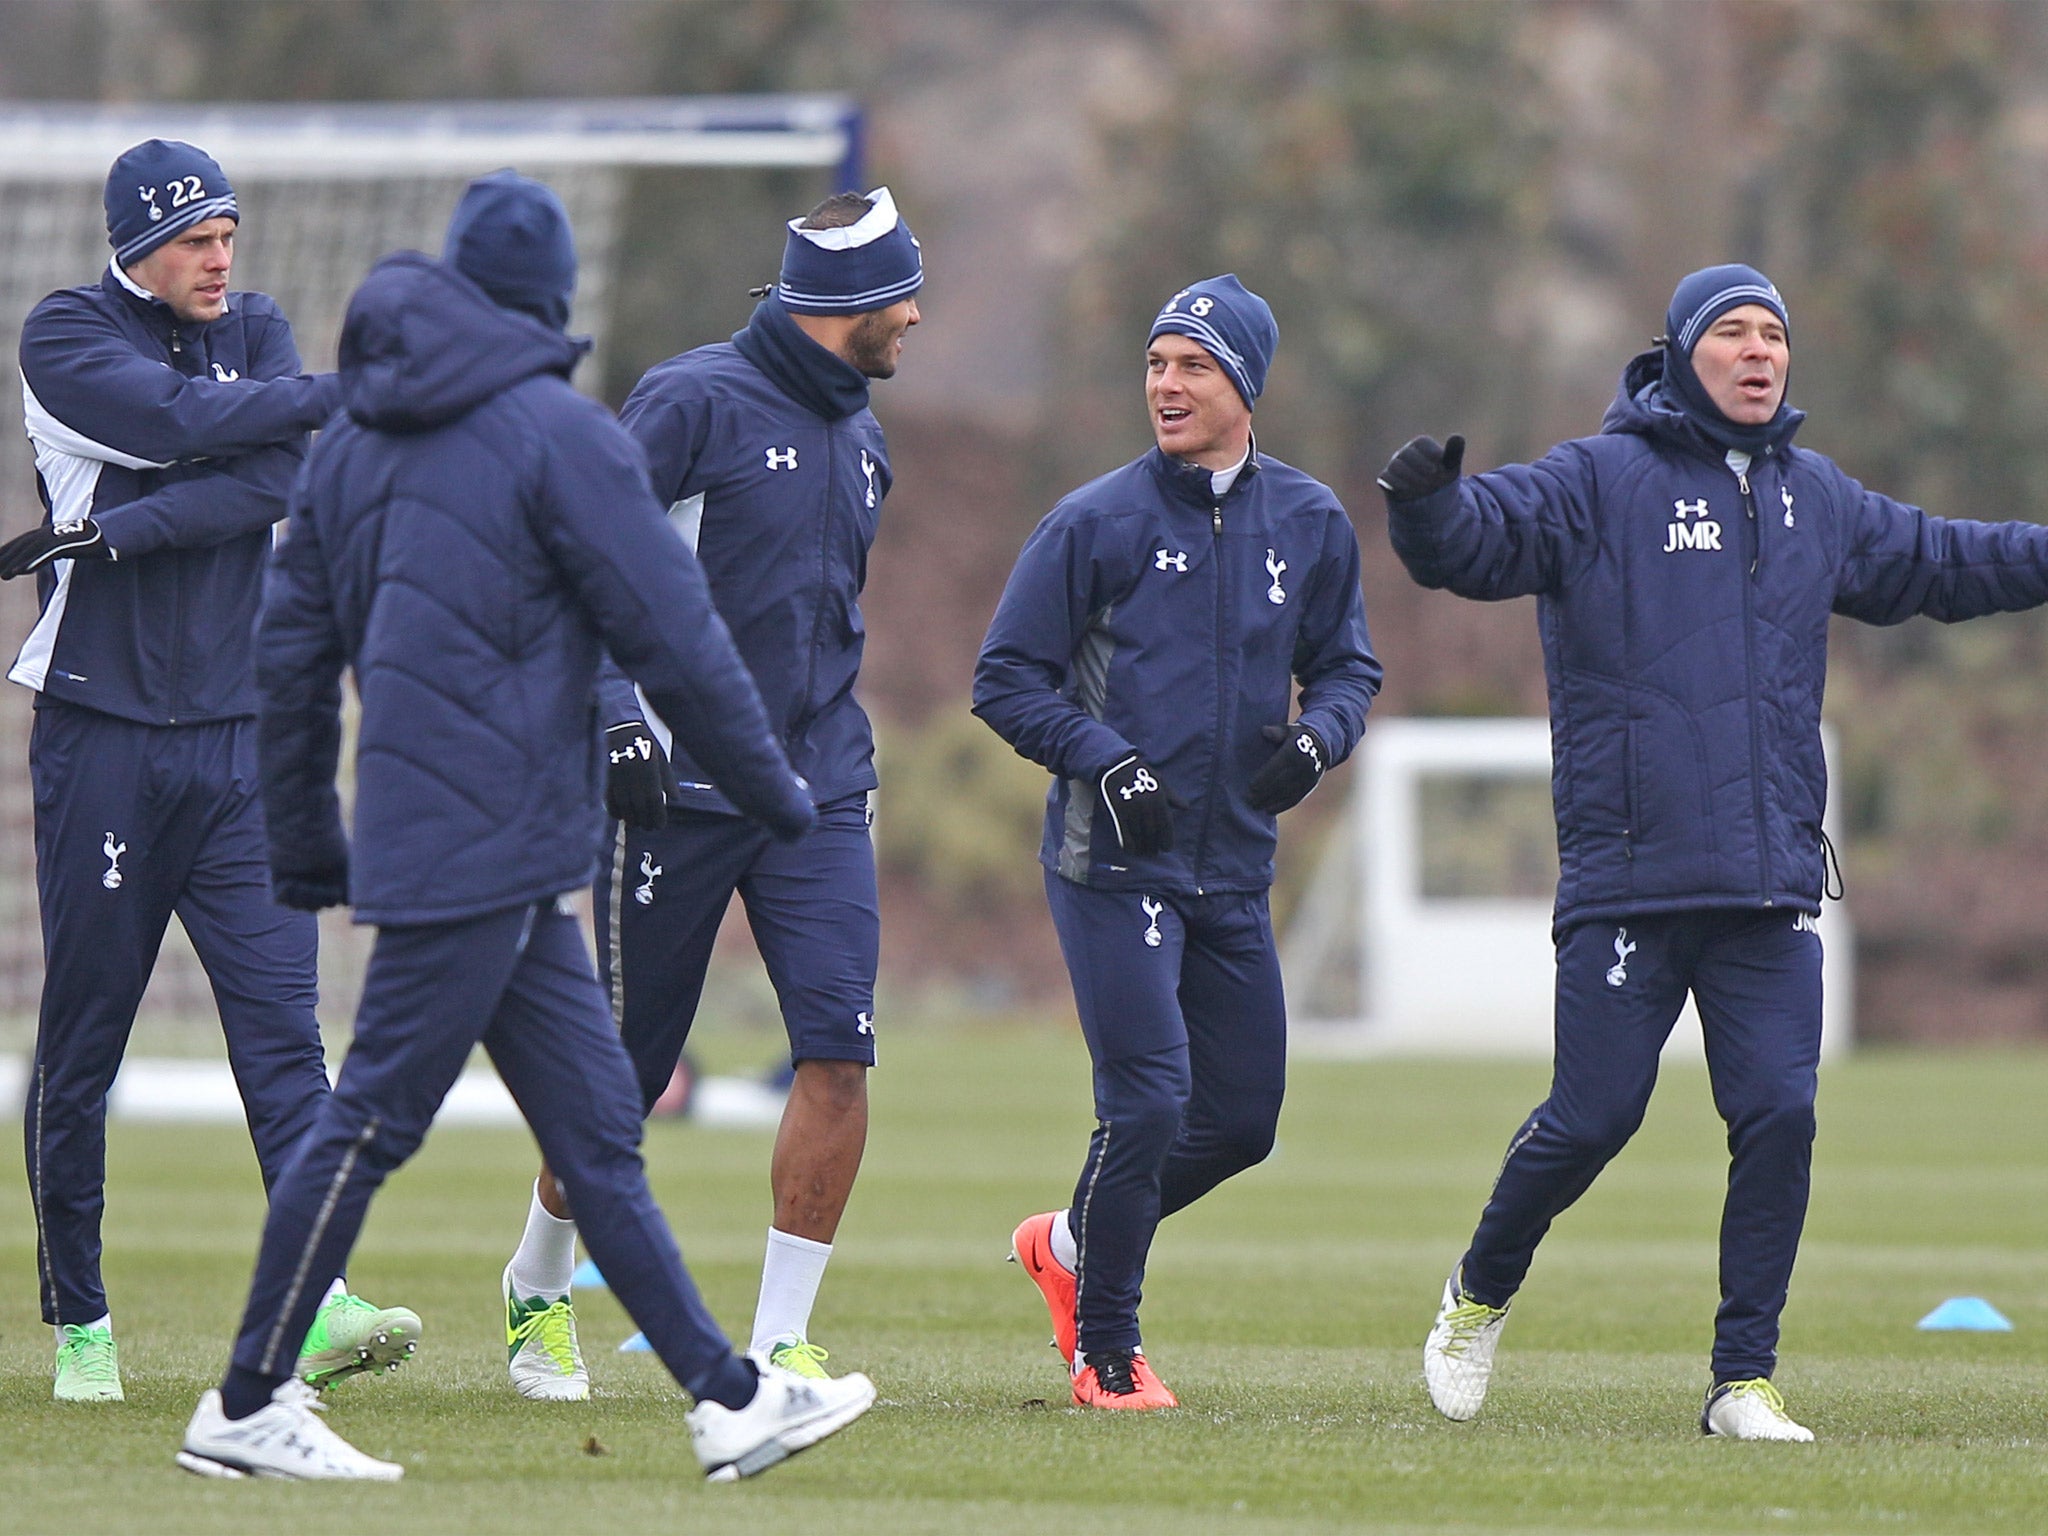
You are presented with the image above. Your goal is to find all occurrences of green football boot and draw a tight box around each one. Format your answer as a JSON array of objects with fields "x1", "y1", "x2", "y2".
[
  {"x1": 298, "y1": 1291, "x2": 422, "y2": 1390},
  {"x1": 53, "y1": 1322, "x2": 123, "y2": 1402}
]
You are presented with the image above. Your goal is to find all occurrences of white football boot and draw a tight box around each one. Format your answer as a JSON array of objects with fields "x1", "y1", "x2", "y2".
[
  {"x1": 504, "y1": 1264, "x2": 590, "y2": 1401},
  {"x1": 1702, "y1": 1379, "x2": 1815, "y2": 1442},
  {"x1": 177, "y1": 1379, "x2": 404, "y2": 1480},
  {"x1": 1422, "y1": 1268, "x2": 1512, "y2": 1421},
  {"x1": 687, "y1": 1355, "x2": 875, "y2": 1482}
]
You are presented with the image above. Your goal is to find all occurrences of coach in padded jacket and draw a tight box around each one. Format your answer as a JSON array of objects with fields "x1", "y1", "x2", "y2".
[{"x1": 1382, "y1": 264, "x2": 2048, "y2": 1444}]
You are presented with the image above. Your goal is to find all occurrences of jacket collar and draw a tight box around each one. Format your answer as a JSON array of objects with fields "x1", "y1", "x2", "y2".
[
  {"x1": 103, "y1": 259, "x2": 229, "y2": 327},
  {"x1": 1144, "y1": 434, "x2": 1264, "y2": 509},
  {"x1": 1604, "y1": 348, "x2": 1803, "y2": 466},
  {"x1": 731, "y1": 299, "x2": 871, "y2": 421}
]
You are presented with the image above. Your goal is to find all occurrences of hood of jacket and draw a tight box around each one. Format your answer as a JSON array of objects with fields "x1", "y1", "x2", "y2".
[
  {"x1": 339, "y1": 251, "x2": 588, "y2": 433},
  {"x1": 1601, "y1": 347, "x2": 1805, "y2": 464}
]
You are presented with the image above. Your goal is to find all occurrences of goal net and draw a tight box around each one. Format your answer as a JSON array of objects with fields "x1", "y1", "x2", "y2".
[
  {"x1": 0, "y1": 96, "x2": 860, "y2": 1051},
  {"x1": 1283, "y1": 717, "x2": 1855, "y2": 1059}
]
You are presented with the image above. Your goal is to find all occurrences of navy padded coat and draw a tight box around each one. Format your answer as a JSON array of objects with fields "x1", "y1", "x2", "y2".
[
  {"x1": 1388, "y1": 351, "x2": 2048, "y2": 932},
  {"x1": 257, "y1": 253, "x2": 811, "y2": 926}
]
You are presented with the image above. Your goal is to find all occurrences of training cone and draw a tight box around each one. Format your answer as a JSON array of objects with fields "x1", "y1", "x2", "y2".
[
  {"x1": 571, "y1": 1259, "x2": 607, "y2": 1290},
  {"x1": 1917, "y1": 1296, "x2": 2013, "y2": 1331},
  {"x1": 618, "y1": 1331, "x2": 653, "y2": 1352}
]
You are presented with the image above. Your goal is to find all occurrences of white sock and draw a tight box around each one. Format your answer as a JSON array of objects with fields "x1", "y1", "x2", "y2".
[
  {"x1": 749, "y1": 1227, "x2": 832, "y2": 1354},
  {"x1": 506, "y1": 1181, "x2": 579, "y2": 1299},
  {"x1": 1049, "y1": 1207, "x2": 1079, "y2": 1271},
  {"x1": 321, "y1": 1276, "x2": 348, "y2": 1307},
  {"x1": 55, "y1": 1311, "x2": 112, "y2": 1344}
]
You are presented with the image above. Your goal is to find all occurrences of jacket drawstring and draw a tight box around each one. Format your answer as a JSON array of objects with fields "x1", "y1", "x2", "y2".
[{"x1": 1818, "y1": 828, "x2": 1845, "y2": 902}]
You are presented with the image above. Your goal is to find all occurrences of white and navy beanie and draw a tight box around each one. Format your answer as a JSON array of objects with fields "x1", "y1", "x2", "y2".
[
  {"x1": 1662, "y1": 263, "x2": 1790, "y2": 434},
  {"x1": 1148, "y1": 274, "x2": 1278, "y2": 410},
  {"x1": 775, "y1": 187, "x2": 923, "y2": 316},
  {"x1": 105, "y1": 139, "x2": 237, "y2": 269}
]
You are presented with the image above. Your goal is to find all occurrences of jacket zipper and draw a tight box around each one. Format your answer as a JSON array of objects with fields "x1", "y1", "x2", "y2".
[
  {"x1": 1190, "y1": 498, "x2": 1228, "y2": 894},
  {"x1": 796, "y1": 427, "x2": 833, "y2": 746},
  {"x1": 1737, "y1": 465, "x2": 1772, "y2": 904},
  {"x1": 165, "y1": 321, "x2": 187, "y2": 722}
]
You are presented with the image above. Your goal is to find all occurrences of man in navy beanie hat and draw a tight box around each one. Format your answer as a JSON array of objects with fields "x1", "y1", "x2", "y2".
[
  {"x1": 3, "y1": 138, "x2": 419, "y2": 1403},
  {"x1": 976, "y1": 275, "x2": 1380, "y2": 1409},
  {"x1": 1379, "y1": 264, "x2": 2048, "y2": 1441},
  {"x1": 495, "y1": 186, "x2": 922, "y2": 1403},
  {"x1": 178, "y1": 170, "x2": 873, "y2": 1481}
]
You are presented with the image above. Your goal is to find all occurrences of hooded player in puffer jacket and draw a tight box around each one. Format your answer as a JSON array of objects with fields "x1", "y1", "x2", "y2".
[
  {"x1": 4, "y1": 137, "x2": 415, "y2": 1405},
  {"x1": 177, "y1": 173, "x2": 874, "y2": 1484},
  {"x1": 1382, "y1": 264, "x2": 2048, "y2": 1442},
  {"x1": 976, "y1": 275, "x2": 1381, "y2": 1410}
]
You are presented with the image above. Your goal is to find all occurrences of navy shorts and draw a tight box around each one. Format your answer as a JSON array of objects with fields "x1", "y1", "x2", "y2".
[{"x1": 593, "y1": 793, "x2": 879, "y2": 1108}]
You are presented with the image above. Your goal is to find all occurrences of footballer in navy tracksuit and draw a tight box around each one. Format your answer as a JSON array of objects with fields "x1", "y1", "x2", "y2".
[
  {"x1": 4, "y1": 140, "x2": 414, "y2": 1400},
  {"x1": 180, "y1": 174, "x2": 873, "y2": 1482},
  {"x1": 1383, "y1": 265, "x2": 2048, "y2": 1441},
  {"x1": 505, "y1": 189, "x2": 921, "y2": 1393},
  {"x1": 976, "y1": 276, "x2": 1381, "y2": 1409}
]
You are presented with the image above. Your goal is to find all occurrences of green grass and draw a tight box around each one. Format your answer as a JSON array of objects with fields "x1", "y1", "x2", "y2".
[{"x1": 3, "y1": 1029, "x2": 2046, "y2": 1533}]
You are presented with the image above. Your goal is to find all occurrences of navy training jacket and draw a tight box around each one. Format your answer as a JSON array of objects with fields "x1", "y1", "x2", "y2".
[
  {"x1": 12, "y1": 264, "x2": 340, "y2": 724},
  {"x1": 599, "y1": 299, "x2": 889, "y2": 814},
  {"x1": 258, "y1": 253, "x2": 812, "y2": 927},
  {"x1": 974, "y1": 444, "x2": 1382, "y2": 894},
  {"x1": 1388, "y1": 350, "x2": 2048, "y2": 932}
]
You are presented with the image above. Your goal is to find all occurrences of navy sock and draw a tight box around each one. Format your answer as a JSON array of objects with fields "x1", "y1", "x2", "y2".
[
  {"x1": 219, "y1": 1365, "x2": 289, "y2": 1421},
  {"x1": 692, "y1": 1352, "x2": 759, "y2": 1412}
]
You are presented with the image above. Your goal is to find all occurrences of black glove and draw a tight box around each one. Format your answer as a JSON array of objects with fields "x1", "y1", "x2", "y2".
[
  {"x1": 604, "y1": 721, "x2": 675, "y2": 831},
  {"x1": 1098, "y1": 752, "x2": 1177, "y2": 855},
  {"x1": 272, "y1": 863, "x2": 348, "y2": 912},
  {"x1": 0, "y1": 516, "x2": 110, "y2": 578},
  {"x1": 1247, "y1": 722, "x2": 1328, "y2": 815},
  {"x1": 1376, "y1": 435, "x2": 1466, "y2": 503}
]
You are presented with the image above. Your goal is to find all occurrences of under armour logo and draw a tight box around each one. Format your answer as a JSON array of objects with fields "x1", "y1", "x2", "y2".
[
  {"x1": 860, "y1": 449, "x2": 879, "y2": 508},
  {"x1": 101, "y1": 832, "x2": 127, "y2": 891},
  {"x1": 211, "y1": 362, "x2": 239, "y2": 383},
  {"x1": 138, "y1": 185, "x2": 162, "y2": 222},
  {"x1": 1673, "y1": 498, "x2": 1709, "y2": 519},
  {"x1": 1606, "y1": 926, "x2": 1635, "y2": 987},
  {"x1": 1296, "y1": 732, "x2": 1322, "y2": 771},
  {"x1": 1781, "y1": 485, "x2": 1796, "y2": 528},
  {"x1": 1140, "y1": 895, "x2": 1164, "y2": 948},
  {"x1": 765, "y1": 446, "x2": 799, "y2": 471},
  {"x1": 1154, "y1": 550, "x2": 1188, "y2": 572},
  {"x1": 634, "y1": 850, "x2": 662, "y2": 906},
  {"x1": 610, "y1": 735, "x2": 653, "y2": 766},
  {"x1": 856, "y1": 1011, "x2": 875, "y2": 1035},
  {"x1": 1793, "y1": 911, "x2": 1820, "y2": 936},
  {"x1": 52, "y1": 518, "x2": 88, "y2": 536},
  {"x1": 1119, "y1": 767, "x2": 1159, "y2": 800},
  {"x1": 1265, "y1": 549, "x2": 1288, "y2": 605}
]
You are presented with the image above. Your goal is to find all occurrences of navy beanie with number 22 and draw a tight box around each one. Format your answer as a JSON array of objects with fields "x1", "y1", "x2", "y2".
[{"x1": 105, "y1": 139, "x2": 238, "y2": 270}]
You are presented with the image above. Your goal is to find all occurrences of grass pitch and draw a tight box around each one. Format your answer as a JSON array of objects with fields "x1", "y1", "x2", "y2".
[{"x1": 2, "y1": 1026, "x2": 2045, "y2": 1534}]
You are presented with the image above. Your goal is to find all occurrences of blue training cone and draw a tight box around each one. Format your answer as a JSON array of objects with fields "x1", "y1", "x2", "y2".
[
  {"x1": 571, "y1": 1258, "x2": 607, "y2": 1290},
  {"x1": 1917, "y1": 1296, "x2": 2013, "y2": 1331},
  {"x1": 618, "y1": 1331, "x2": 653, "y2": 1352}
]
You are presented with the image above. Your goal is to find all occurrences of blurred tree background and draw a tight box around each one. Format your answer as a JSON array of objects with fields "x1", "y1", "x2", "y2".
[{"x1": 8, "y1": 0, "x2": 2048, "y2": 1039}]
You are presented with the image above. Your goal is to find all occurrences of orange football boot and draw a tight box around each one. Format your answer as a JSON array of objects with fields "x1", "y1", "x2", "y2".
[
  {"x1": 1072, "y1": 1348, "x2": 1178, "y2": 1410},
  {"x1": 1009, "y1": 1212, "x2": 1078, "y2": 1364}
]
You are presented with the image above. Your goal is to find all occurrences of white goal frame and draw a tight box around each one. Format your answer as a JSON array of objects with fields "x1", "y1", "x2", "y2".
[{"x1": 1286, "y1": 717, "x2": 1855, "y2": 1060}]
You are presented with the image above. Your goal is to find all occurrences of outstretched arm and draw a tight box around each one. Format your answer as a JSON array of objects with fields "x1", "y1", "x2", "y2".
[
  {"x1": 1382, "y1": 434, "x2": 1592, "y2": 601},
  {"x1": 1834, "y1": 474, "x2": 2048, "y2": 625}
]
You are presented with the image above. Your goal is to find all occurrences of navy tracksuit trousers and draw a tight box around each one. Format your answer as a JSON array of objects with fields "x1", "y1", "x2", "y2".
[
  {"x1": 1459, "y1": 908, "x2": 1824, "y2": 1383},
  {"x1": 1045, "y1": 873, "x2": 1287, "y2": 1356},
  {"x1": 25, "y1": 703, "x2": 328, "y2": 1325},
  {"x1": 227, "y1": 899, "x2": 746, "y2": 1402}
]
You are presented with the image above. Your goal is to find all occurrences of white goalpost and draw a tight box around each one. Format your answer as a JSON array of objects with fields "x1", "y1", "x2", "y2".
[
  {"x1": 0, "y1": 96, "x2": 862, "y2": 1043},
  {"x1": 1284, "y1": 717, "x2": 1856, "y2": 1060}
]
